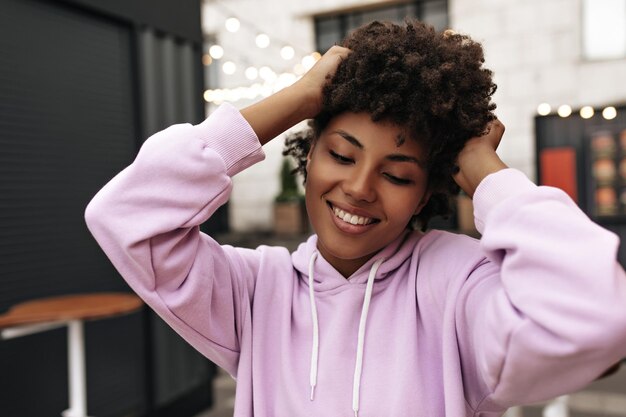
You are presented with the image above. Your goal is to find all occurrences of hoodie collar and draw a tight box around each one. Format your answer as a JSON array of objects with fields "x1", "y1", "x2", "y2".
[{"x1": 292, "y1": 230, "x2": 425, "y2": 290}]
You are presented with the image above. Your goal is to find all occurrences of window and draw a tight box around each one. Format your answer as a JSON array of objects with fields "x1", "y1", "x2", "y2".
[
  {"x1": 314, "y1": 0, "x2": 448, "y2": 53},
  {"x1": 582, "y1": 0, "x2": 626, "y2": 60}
]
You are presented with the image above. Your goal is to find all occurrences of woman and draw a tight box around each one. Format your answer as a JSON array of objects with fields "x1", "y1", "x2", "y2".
[{"x1": 85, "y1": 20, "x2": 626, "y2": 417}]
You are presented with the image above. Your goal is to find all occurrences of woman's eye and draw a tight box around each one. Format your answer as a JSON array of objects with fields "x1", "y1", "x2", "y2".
[
  {"x1": 329, "y1": 150, "x2": 353, "y2": 164},
  {"x1": 384, "y1": 173, "x2": 412, "y2": 185}
]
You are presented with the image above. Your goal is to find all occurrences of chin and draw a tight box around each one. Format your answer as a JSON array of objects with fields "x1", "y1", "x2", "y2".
[{"x1": 319, "y1": 236, "x2": 378, "y2": 261}]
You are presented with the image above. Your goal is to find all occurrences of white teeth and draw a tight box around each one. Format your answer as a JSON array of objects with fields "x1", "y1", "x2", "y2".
[{"x1": 331, "y1": 205, "x2": 374, "y2": 226}]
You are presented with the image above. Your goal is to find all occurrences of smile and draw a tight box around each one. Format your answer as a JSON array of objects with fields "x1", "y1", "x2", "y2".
[{"x1": 329, "y1": 203, "x2": 378, "y2": 226}]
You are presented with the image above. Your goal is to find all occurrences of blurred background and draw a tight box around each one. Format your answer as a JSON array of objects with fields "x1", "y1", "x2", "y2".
[{"x1": 0, "y1": 0, "x2": 625, "y2": 416}]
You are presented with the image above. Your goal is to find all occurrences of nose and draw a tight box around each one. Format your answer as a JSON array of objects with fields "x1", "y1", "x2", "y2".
[{"x1": 342, "y1": 167, "x2": 376, "y2": 203}]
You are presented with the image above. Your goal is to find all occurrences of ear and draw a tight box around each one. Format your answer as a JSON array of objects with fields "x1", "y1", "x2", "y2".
[
  {"x1": 306, "y1": 142, "x2": 316, "y2": 171},
  {"x1": 414, "y1": 190, "x2": 432, "y2": 215}
]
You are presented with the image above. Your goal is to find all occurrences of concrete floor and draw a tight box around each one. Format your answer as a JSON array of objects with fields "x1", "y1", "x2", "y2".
[{"x1": 194, "y1": 368, "x2": 236, "y2": 417}]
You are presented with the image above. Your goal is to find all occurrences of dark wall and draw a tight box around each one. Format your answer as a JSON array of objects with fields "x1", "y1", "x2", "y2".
[
  {"x1": 0, "y1": 0, "x2": 213, "y2": 415},
  {"x1": 55, "y1": 0, "x2": 203, "y2": 43}
]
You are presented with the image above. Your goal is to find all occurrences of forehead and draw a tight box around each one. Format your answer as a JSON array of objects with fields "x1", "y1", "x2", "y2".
[{"x1": 321, "y1": 112, "x2": 424, "y2": 154}]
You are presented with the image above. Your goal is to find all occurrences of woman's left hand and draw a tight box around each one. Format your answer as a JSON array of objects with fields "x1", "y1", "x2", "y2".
[{"x1": 452, "y1": 119, "x2": 508, "y2": 198}]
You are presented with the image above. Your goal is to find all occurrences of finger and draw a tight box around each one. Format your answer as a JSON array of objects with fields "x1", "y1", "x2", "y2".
[
  {"x1": 326, "y1": 45, "x2": 351, "y2": 56},
  {"x1": 487, "y1": 118, "x2": 505, "y2": 149}
]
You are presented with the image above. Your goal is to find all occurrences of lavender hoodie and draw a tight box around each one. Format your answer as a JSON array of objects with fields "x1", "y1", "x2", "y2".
[{"x1": 85, "y1": 103, "x2": 626, "y2": 417}]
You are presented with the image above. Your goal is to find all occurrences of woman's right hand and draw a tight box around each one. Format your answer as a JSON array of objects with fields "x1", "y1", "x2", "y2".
[
  {"x1": 295, "y1": 45, "x2": 351, "y2": 119},
  {"x1": 241, "y1": 46, "x2": 350, "y2": 145}
]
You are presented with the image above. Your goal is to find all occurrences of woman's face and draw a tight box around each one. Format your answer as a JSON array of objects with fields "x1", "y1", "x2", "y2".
[{"x1": 306, "y1": 112, "x2": 431, "y2": 277}]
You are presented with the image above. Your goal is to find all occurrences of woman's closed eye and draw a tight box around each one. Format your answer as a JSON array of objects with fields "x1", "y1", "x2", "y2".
[
  {"x1": 329, "y1": 150, "x2": 353, "y2": 164},
  {"x1": 383, "y1": 173, "x2": 413, "y2": 185},
  {"x1": 330, "y1": 150, "x2": 413, "y2": 185}
]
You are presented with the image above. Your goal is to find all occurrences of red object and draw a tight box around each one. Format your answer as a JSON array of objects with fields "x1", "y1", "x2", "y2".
[{"x1": 540, "y1": 147, "x2": 578, "y2": 202}]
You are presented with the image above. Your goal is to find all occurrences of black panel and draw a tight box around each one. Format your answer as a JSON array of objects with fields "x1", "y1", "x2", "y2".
[
  {"x1": 0, "y1": 0, "x2": 144, "y2": 415},
  {"x1": 0, "y1": 327, "x2": 68, "y2": 416},
  {"x1": 53, "y1": 0, "x2": 203, "y2": 43},
  {"x1": 86, "y1": 313, "x2": 148, "y2": 417},
  {"x1": 0, "y1": 0, "x2": 136, "y2": 309}
]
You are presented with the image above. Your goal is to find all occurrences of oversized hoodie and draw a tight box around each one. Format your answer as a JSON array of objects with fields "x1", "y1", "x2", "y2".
[{"x1": 85, "y1": 103, "x2": 626, "y2": 417}]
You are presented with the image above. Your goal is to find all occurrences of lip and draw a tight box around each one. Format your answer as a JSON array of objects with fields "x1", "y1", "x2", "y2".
[{"x1": 326, "y1": 201, "x2": 379, "y2": 235}]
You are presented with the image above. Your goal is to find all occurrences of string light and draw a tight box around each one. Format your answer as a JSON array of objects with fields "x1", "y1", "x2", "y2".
[
  {"x1": 255, "y1": 33, "x2": 270, "y2": 48},
  {"x1": 259, "y1": 66, "x2": 276, "y2": 82},
  {"x1": 225, "y1": 17, "x2": 240, "y2": 33},
  {"x1": 209, "y1": 45, "x2": 224, "y2": 59},
  {"x1": 302, "y1": 55, "x2": 316, "y2": 70},
  {"x1": 203, "y1": 3, "x2": 323, "y2": 107},
  {"x1": 603, "y1": 106, "x2": 617, "y2": 120},
  {"x1": 557, "y1": 104, "x2": 572, "y2": 118},
  {"x1": 245, "y1": 66, "x2": 259, "y2": 80},
  {"x1": 222, "y1": 61, "x2": 237, "y2": 75},
  {"x1": 204, "y1": 75, "x2": 299, "y2": 104},
  {"x1": 537, "y1": 103, "x2": 551, "y2": 116},
  {"x1": 293, "y1": 63, "x2": 305, "y2": 75},
  {"x1": 580, "y1": 106, "x2": 595, "y2": 119},
  {"x1": 280, "y1": 46, "x2": 295, "y2": 60}
]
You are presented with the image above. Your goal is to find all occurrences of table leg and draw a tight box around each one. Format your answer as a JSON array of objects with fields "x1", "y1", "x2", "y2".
[
  {"x1": 62, "y1": 320, "x2": 92, "y2": 417},
  {"x1": 542, "y1": 395, "x2": 570, "y2": 417}
]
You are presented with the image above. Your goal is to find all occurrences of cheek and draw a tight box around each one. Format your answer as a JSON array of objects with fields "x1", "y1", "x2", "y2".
[{"x1": 385, "y1": 189, "x2": 426, "y2": 219}]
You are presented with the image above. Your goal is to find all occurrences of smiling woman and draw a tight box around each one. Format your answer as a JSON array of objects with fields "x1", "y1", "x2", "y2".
[
  {"x1": 85, "y1": 18, "x2": 626, "y2": 417},
  {"x1": 305, "y1": 112, "x2": 430, "y2": 277}
]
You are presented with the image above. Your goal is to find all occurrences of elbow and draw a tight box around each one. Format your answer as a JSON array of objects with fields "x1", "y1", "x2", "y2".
[
  {"x1": 572, "y1": 299, "x2": 626, "y2": 363},
  {"x1": 84, "y1": 197, "x2": 102, "y2": 234}
]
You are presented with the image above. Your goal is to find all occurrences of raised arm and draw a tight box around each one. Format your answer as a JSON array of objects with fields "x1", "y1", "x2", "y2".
[
  {"x1": 241, "y1": 45, "x2": 350, "y2": 145},
  {"x1": 451, "y1": 125, "x2": 626, "y2": 411},
  {"x1": 84, "y1": 103, "x2": 270, "y2": 375}
]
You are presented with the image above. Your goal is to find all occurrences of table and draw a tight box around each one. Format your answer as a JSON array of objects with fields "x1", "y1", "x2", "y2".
[{"x1": 0, "y1": 293, "x2": 143, "y2": 417}]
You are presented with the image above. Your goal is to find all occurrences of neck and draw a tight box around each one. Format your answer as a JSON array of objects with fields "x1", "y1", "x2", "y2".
[{"x1": 315, "y1": 243, "x2": 375, "y2": 278}]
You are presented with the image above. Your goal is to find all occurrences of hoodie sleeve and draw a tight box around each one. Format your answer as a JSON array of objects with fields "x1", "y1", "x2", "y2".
[
  {"x1": 84, "y1": 103, "x2": 265, "y2": 376},
  {"x1": 456, "y1": 168, "x2": 626, "y2": 412}
]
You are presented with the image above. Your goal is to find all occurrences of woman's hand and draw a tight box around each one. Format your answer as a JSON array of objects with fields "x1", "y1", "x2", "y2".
[
  {"x1": 452, "y1": 119, "x2": 508, "y2": 198},
  {"x1": 295, "y1": 45, "x2": 351, "y2": 119},
  {"x1": 241, "y1": 46, "x2": 350, "y2": 145}
]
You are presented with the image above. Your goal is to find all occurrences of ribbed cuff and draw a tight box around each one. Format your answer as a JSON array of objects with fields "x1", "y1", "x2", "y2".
[
  {"x1": 473, "y1": 168, "x2": 536, "y2": 233},
  {"x1": 194, "y1": 103, "x2": 265, "y2": 177}
]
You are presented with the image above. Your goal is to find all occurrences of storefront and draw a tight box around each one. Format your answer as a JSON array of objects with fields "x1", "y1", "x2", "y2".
[{"x1": 536, "y1": 104, "x2": 626, "y2": 265}]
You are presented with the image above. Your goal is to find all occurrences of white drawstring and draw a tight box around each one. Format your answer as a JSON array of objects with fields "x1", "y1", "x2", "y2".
[
  {"x1": 352, "y1": 258, "x2": 384, "y2": 417},
  {"x1": 308, "y1": 252, "x2": 319, "y2": 401},
  {"x1": 306, "y1": 253, "x2": 385, "y2": 417}
]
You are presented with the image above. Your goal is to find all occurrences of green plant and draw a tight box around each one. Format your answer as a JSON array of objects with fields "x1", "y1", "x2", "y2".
[{"x1": 275, "y1": 157, "x2": 304, "y2": 202}]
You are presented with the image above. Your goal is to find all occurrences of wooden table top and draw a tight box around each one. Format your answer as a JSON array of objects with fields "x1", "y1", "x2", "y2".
[{"x1": 0, "y1": 293, "x2": 143, "y2": 329}]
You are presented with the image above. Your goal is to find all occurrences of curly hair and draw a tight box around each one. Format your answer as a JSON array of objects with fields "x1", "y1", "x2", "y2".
[{"x1": 284, "y1": 19, "x2": 497, "y2": 230}]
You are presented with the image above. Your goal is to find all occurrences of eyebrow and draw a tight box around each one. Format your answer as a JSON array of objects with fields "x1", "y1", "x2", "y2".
[
  {"x1": 333, "y1": 129, "x2": 425, "y2": 167},
  {"x1": 335, "y1": 130, "x2": 363, "y2": 149}
]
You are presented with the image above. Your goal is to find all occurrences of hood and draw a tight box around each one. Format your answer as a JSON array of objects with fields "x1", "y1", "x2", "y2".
[{"x1": 291, "y1": 230, "x2": 425, "y2": 290}]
